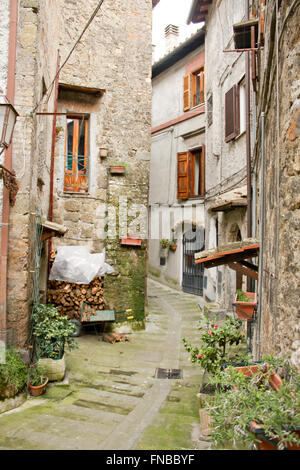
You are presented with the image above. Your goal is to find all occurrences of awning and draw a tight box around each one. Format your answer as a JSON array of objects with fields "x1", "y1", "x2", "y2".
[
  {"x1": 41, "y1": 220, "x2": 68, "y2": 241},
  {"x1": 195, "y1": 238, "x2": 259, "y2": 280},
  {"x1": 209, "y1": 185, "x2": 247, "y2": 212}
]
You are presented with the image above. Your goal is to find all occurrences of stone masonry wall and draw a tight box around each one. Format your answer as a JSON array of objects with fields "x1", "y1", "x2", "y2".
[
  {"x1": 50, "y1": 0, "x2": 152, "y2": 321},
  {"x1": 0, "y1": 0, "x2": 10, "y2": 248},
  {"x1": 6, "y1": 0, "x2": 152, "y2": 346},
  {"x1": 253, "y1": 1, "x2": 300, "y2": 371}
]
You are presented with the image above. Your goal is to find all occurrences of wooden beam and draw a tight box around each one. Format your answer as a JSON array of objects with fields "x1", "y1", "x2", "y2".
[
  {"x1": 240, "y1": 259, "x2": 258, "y2": 272},
  {"x1": 228, "y1": 262, "x2": 258, "y2": 280}
]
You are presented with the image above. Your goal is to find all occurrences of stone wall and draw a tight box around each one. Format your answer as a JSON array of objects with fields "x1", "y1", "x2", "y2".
[
  {"x1": 0, "y1": 0, "x2": 10, "y2": 248},
  {"x1": 253, "y1": 1, "x2": 300, "y2": 371},
  {"x1": 51, "y1": 0, "x2": 152, "y2": 321},
  {"x1": 5, "y1": 0, "x2": 152, "y2": 346}
]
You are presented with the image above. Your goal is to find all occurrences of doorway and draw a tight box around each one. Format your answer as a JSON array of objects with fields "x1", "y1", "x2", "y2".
[{"x1": 182, "y1": 228, "x2": 205, "y2": 295}]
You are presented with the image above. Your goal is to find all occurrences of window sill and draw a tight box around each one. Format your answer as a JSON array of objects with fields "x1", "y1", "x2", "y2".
[
  {"x1": 62, "y1": 191, "x2": 90, "y2": 197},
  {"x1": 178, "y1": 196, "x2": 205, "y2": 202},
  {"x1": 191, "y1": 102, "x2": 205, "y2": 111}
]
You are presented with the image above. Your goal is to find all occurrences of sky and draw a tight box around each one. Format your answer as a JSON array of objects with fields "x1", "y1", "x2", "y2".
[{"x1": 152, "y1": 0, "x2": 201, "y2": 62}]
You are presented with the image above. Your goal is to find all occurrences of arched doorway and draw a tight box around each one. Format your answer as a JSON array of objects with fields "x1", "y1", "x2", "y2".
[{"x1": 182, "y1": 228, "x2": 205, "y2": 295}]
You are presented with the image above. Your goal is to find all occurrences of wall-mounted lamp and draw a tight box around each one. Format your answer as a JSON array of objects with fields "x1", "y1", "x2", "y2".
[{"x1": 0, "y1": 95, "x2": 19, "y2": 155}]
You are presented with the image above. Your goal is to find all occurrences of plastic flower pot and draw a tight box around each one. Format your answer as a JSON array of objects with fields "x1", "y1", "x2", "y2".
[
  {"x1": 233, "y1": 292, "x2": 257, "y2": 320},
  {"x1": 28, "y1": 377, "x2": 48, "y2": 397}
]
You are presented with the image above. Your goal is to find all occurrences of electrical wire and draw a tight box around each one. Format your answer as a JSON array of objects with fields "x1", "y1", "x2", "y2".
[{"x1": 31, "y1": 0, "x2": 106, "y2": 115}]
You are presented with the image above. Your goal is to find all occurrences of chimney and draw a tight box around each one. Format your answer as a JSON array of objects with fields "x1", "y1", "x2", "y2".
[{"x1": 165, "y1": 24, "x2": 179, "y2": 53}]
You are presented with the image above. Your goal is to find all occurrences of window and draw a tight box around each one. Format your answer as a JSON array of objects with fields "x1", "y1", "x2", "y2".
[
  {"x1": 183, "y1": 66, "x2": 205, "y2": 112},
  {"x1": 177, "y1": 147, "x2": 205, "y2": 200},
  {"x1": 64, "y1": 115, "x2": 89, "y2": 192},
  {"x1": 224, "y1": 81, "x2": 245, "y2": 142}
]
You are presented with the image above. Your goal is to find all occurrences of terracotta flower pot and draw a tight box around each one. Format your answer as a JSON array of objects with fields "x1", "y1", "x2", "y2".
[
  {"x1": 233, "y1": 292, "x2": 257, "y2": 320},
  {"x1": 169, "y1": 244, "x2": 177, "y2": 252},
  {"x1": 109, "y1": 165, "x2": 126, "y2": 174},
  {"x1": 229, "y1": 364, "x2": 300, "y2": 450},
  {"x1": 28, "y1": 377, "x2": 48, "y2": 397}
]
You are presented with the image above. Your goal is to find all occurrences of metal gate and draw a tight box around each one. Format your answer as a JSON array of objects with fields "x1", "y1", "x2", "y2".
[{"x1": 182, "y1": 228, "x2": 205, "y2": 296}]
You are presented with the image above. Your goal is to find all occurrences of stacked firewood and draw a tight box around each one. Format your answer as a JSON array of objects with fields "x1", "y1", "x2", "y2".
[{"x1": 47, "y1": 251, "x2": 105, "y2": 319}]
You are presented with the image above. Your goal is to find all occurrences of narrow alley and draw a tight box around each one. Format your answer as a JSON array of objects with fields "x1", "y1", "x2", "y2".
[{"x1": 0, "y1": 279, "x2": 210, "y2": 451}]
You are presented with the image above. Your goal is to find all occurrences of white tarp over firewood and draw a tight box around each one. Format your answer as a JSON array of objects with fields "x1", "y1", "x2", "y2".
[{"x1": 49, "y1": 245, "x2": 114, "y2": 284}]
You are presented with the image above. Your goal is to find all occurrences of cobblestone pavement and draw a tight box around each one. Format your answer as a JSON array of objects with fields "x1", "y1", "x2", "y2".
[{"x1": 0, "y1": 278, "x2": 211, "y2": 450}]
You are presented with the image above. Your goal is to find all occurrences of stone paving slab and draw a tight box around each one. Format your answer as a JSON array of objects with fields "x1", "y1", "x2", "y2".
[{"x1": 0, "y1": 278, "x2": 210, "y2": 450}]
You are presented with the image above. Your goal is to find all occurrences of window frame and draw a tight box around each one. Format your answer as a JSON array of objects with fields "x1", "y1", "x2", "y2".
[
  {"x1": 224, "y1": 78, "x2": 246, "y2": 143},
  {"x1": 183, "y1": 64, "x2": 205, "y2": 112},
  {"x1": 177, "y1": 146, "x2": 205, "y2": 200},
  {"x1": 63, "y1": 114, "x2": 89, "y2": 193}
]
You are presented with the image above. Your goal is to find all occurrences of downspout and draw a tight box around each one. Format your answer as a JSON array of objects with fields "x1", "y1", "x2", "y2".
[
  {"x1": 245, "y1": 0, "x2": 252, "y2": 291},
  {"x1": 256, "y1": 111, "x2": 265, "y2": 361},
  {"x1": 0, "y1": 0, "x2": 18, "y2": 337}
]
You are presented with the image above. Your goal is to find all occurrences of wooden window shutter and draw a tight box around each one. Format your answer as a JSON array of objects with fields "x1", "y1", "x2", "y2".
[
  {"x1": 183, "y1": 75, "x2": 191, "y2": 112},
  {"x1": 225, "y1": 85, "x2": 239, "y2": 142},
  {"x1": 200, "y1": 145, "x2": 205, "y2": 196},
  {"x1": 177, "y1": 152, "x2": 190, "y2": 199},
  {"x1": 200, "y1": 69, "x2": 205, "y2": 104}
]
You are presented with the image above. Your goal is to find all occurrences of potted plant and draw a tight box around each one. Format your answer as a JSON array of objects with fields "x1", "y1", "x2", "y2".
[
  {"x1": 233, "y1": 289, "x2": 257, "y2": 321},
  {"x1": 109, "y1": 163, "x2": 126, "y2": 174},
  {"x1": 206, "y1": 358, "x2": 300, "y2": 450},
  {"x1": 169, "y1": 239, "x2": 177, "y2": 252},
  {"x1": 183, "y1": 314, "x2": 246, "y2": 436},
  {"x1": 31, "y1": 303, "x2": 78, "y2": 381},
  {"x1": 28, "y1": 363, "x2": 48, "y2": 397},
  {"x1": 160, "y1": 239, "x2": 170, "y2": 249},
  {"x1": 183, "y1": 314, "x2": 246, "y2": 376}
]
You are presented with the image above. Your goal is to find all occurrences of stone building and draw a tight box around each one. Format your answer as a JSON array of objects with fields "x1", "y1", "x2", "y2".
[
  {"x1": 187, "y1": 0, "x2": 255, "y2": 308},
  {"x1": 149, "y1": 27, "x2": 206, "y2": 294},
  {"x1": 252, "y1": 0, "x2": 300, "y2": 371},
  {"x1": 0, "y1": 0, "x2": 153, "y2": 347},
  {"x1": 188, "y1": 0, "x2": 300, "y2": 371}
]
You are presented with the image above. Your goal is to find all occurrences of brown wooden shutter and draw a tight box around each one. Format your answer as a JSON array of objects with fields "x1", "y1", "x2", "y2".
[
  {"x1": 183, "y1": 75, "x2": 191, "y2": 112},
  {"x1": 200, "y1": 145, "x2": 205, "y2": 196},
  {"x1": 177, "y1": 152, "x2": 190, "y2": 199},
  {"x1": 200, "y1": 69, "x2": 205, "y2": 104},
  {"x1": 225, "y1": 85, "x2": 239, "y2": 142}
]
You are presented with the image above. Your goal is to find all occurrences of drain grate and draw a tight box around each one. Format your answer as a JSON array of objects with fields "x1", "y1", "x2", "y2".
[{"x1": 155, "y1": 368, "x2": 183, "y2": 379}]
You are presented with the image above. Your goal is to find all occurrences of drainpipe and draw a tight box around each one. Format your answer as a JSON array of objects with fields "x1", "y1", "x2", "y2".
[
  {"x1": 245, "y1": 0, "x2": 252, "y2": 292},
  {"x1": 0, "y1": 0, "x2": 18, "y2": 338},
  {"x1": 256, "y1": 111, "x2": 265, "y2": 361}
]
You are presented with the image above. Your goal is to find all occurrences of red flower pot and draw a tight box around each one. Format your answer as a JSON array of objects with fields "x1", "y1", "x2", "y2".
[
  {"x1": 250, "y1": 421, "x2": 300, "y2": 450},
  {"x1": 109, "y1": 165, "x2": 126, "y2": 174},
  {"x1": 28, "y1": 377, "x2": 48, "y2": 397},
  {"x1": 233, "y1": 292, "x2": 257, "y2": 320}
]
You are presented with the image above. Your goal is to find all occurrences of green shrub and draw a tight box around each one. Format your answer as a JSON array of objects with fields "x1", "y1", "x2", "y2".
[
  {"x1": 207, "y1": 358, "x2": 300, "y2": 450},
  {"x1": 32, "y1": 303, "x2": 78, "y2": 359},
  {"x1": 183, "y1": 314, "x2": 245, "y2": 374},
  {"x1": 0, "y1": 348, "x2": 28, "y2": 399}
]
